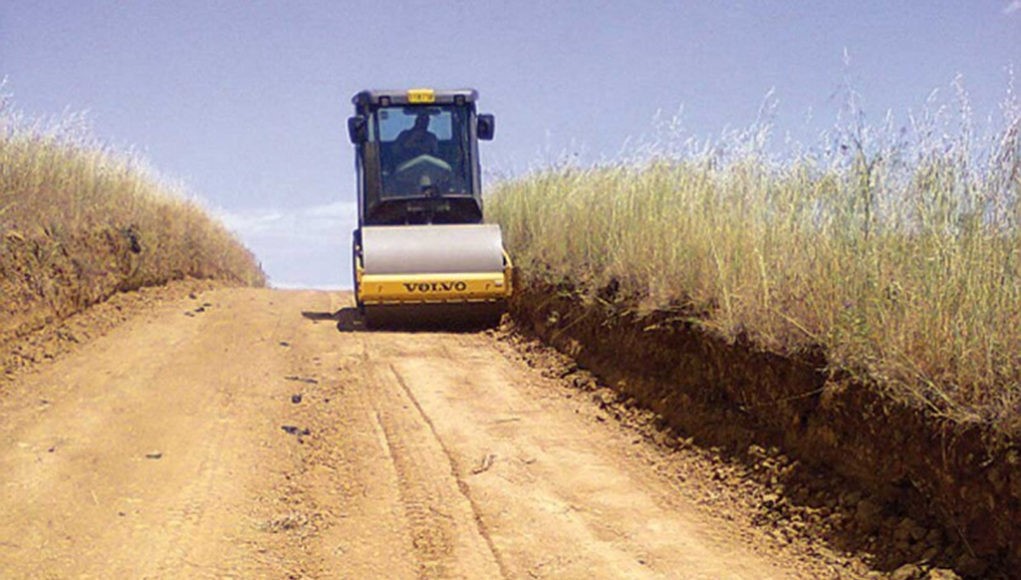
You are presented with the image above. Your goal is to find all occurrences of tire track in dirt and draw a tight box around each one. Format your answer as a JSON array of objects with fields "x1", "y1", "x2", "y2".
[
  {"x1": 245, "y1": 293, "x2": 410, "y2": 579},
  {"x1": 377, "y1": 330, "x2": 853, "y2": 578},
  {"x1": 358, "y1": 338, "x2": 503, "y2": 578},
  {"x1": 387, "y1": 362, "x2": 510, "y2": 578}
]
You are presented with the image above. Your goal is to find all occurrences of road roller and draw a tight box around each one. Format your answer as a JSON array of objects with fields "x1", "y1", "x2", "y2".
[{"x1": 347, "y1": 88, "x2": 512, "y2": 327}]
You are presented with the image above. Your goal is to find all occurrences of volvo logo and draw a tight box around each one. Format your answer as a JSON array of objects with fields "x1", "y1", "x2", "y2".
[{"x1": 403, "y1": 281, "x2": 469, "y2": 293}]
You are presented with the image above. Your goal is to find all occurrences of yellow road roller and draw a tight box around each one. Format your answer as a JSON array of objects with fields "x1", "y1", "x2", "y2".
[{"x1": 347, "y1": 88, "x2": 512, "y2": 327}]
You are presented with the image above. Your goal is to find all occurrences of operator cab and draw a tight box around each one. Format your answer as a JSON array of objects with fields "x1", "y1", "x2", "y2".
[{"x1": 348, "y1": 89, "x2": 495, "y2": 226}]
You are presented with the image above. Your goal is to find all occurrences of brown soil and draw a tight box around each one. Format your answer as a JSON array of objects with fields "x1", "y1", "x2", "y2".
[
  {"x1": 509, "y1": 279, "x2": 1020, "y2": 579},
  {"x1": 1, "y1": 278, "x2": 223, "y2": 382},
  {"x1": 0, "y1": 223, "x2": 261, "y2": 367},
  {"x1": 0, "y1": 287, "x2": 910, "y2": 578},
  {"x1": 1, "y1": 226, "x2": 143, "y2": 353}
]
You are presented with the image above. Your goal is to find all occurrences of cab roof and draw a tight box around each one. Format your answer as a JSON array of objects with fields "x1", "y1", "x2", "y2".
[{"x1": 352, "y1": 88, "x2": 479, "y2": 108}]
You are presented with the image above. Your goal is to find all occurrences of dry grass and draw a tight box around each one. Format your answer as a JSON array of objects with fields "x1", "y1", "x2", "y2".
[
  {"x1": 490, "y1": 82, "x2": 1021, "y2": 430},
  {"x1": 1, "y1": 96, "x2": 264, "y2": 341}
]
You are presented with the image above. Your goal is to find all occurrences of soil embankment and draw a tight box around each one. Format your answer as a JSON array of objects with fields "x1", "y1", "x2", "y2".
[
  {"x1": 510, "y1": 280, "x2": 1020, "y2": 578},
  {"x1": 0, "y1": 223, "x2": 262, "y2": 367},
  {"x1": 1, "y1": 227, "x2": 143, "y2": 357}
]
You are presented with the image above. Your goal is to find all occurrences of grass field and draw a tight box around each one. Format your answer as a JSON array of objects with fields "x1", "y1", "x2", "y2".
[
  {"x1": 1, "y1": 97, "x2": 264, "y2": 338},
  {"x1": 490, "y1": 85, "x2": 1021, "y2": 432}
]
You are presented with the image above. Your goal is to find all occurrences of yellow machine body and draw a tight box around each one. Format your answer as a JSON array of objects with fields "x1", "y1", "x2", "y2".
[
  {"x1": 356, "y1": 257, "x2": 512, "y2": 306},
  {"x1": 348, "y1": 89, "x2": 507, "y2": 327}
]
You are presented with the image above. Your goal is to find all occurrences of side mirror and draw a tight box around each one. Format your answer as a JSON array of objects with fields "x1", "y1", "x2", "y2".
[
  {"x1": 477, "y1": 114, "x2": 495, "y2": 141},
  {"x1": 347, "y1": 115, "x2": 368, "y2": 144}
]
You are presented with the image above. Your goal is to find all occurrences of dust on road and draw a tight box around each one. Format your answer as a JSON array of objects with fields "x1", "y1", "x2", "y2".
[{"x1": 0, "y1": 288, "x2": 866, "y2": 578}]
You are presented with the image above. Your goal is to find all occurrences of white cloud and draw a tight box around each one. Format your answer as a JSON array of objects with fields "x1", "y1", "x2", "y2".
[
  {"x1": 217, "y1": 200, "x2": 357, "y2": 241},
  {"x1": 304, "y1": 201, "x2": 354, "y2": 218},
  {"x1": 218, "y1": 209, "x2": 285, "y2": 235},
  {"x1": 215, "y1": 200, "x2": 358, "y2": 288},
  {"x1": 1005, "y1": 1, "x2": 1021, "y2": 14},
  {"x1": 269, "y1": 281, "x2": 346, "y2": 291}
]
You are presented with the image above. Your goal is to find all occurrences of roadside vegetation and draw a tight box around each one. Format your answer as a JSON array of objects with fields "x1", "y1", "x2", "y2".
[
  {"x1": 0, "y1": 94, "x2": 264, "y2": 345},
  {"x1": 490, "y1": 79, "x2": 1021, "y2": 433}
]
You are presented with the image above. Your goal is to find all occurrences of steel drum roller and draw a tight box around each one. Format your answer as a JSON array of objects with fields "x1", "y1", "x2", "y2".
[{"x1": 361, "y1": 224, "x2": 506, "y2": 275}]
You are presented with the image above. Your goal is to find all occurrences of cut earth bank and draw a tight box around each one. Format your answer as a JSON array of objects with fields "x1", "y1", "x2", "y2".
[{"x1": 509, "y1": 279, "x2": 1020, "y2": 579}]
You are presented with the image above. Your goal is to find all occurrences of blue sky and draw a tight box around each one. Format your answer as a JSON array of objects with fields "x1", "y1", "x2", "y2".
[{"x1": 2, "y1": 1, "x2": 1019, "y2": 288}]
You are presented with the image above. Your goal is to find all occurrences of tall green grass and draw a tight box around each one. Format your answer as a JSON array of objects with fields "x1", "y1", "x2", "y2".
[{"x1": 490, "y1": 81, "x2": 1021, "y2": 430}]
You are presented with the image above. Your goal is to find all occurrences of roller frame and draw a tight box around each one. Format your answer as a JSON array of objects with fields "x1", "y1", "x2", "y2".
[{"x1": 354, "y1": 249, "x2": 512, "y2": 306}]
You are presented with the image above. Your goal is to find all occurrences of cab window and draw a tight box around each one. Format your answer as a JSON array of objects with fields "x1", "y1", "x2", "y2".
[{"x1": 377, "y1": 108, "x2": 453, "y2": 141}]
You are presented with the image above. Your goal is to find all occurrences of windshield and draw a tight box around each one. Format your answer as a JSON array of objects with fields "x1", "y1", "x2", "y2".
[{"x1": 373, "y1": 105, "x2": 472, "y2": 198}]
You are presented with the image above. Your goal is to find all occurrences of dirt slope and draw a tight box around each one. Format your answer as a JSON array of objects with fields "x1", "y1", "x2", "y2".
[{"x1": 0, "y1": 288, "x2": 868, "y2": 578}]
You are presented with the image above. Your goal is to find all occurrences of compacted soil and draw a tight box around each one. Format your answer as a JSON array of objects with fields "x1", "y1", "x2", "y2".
[{"x1": 0, "y1": 288, "x2": 878, "y2": 578}]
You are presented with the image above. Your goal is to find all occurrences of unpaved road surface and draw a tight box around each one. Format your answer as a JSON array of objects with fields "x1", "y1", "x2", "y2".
[{"x1": 0, "y1": 288, "x2": 860, "y2": 578}]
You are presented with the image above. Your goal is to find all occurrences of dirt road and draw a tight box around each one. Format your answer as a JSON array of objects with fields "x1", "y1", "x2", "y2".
[{"x1": 0, "y1": 288, "x2": 861, "y2": 578}]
